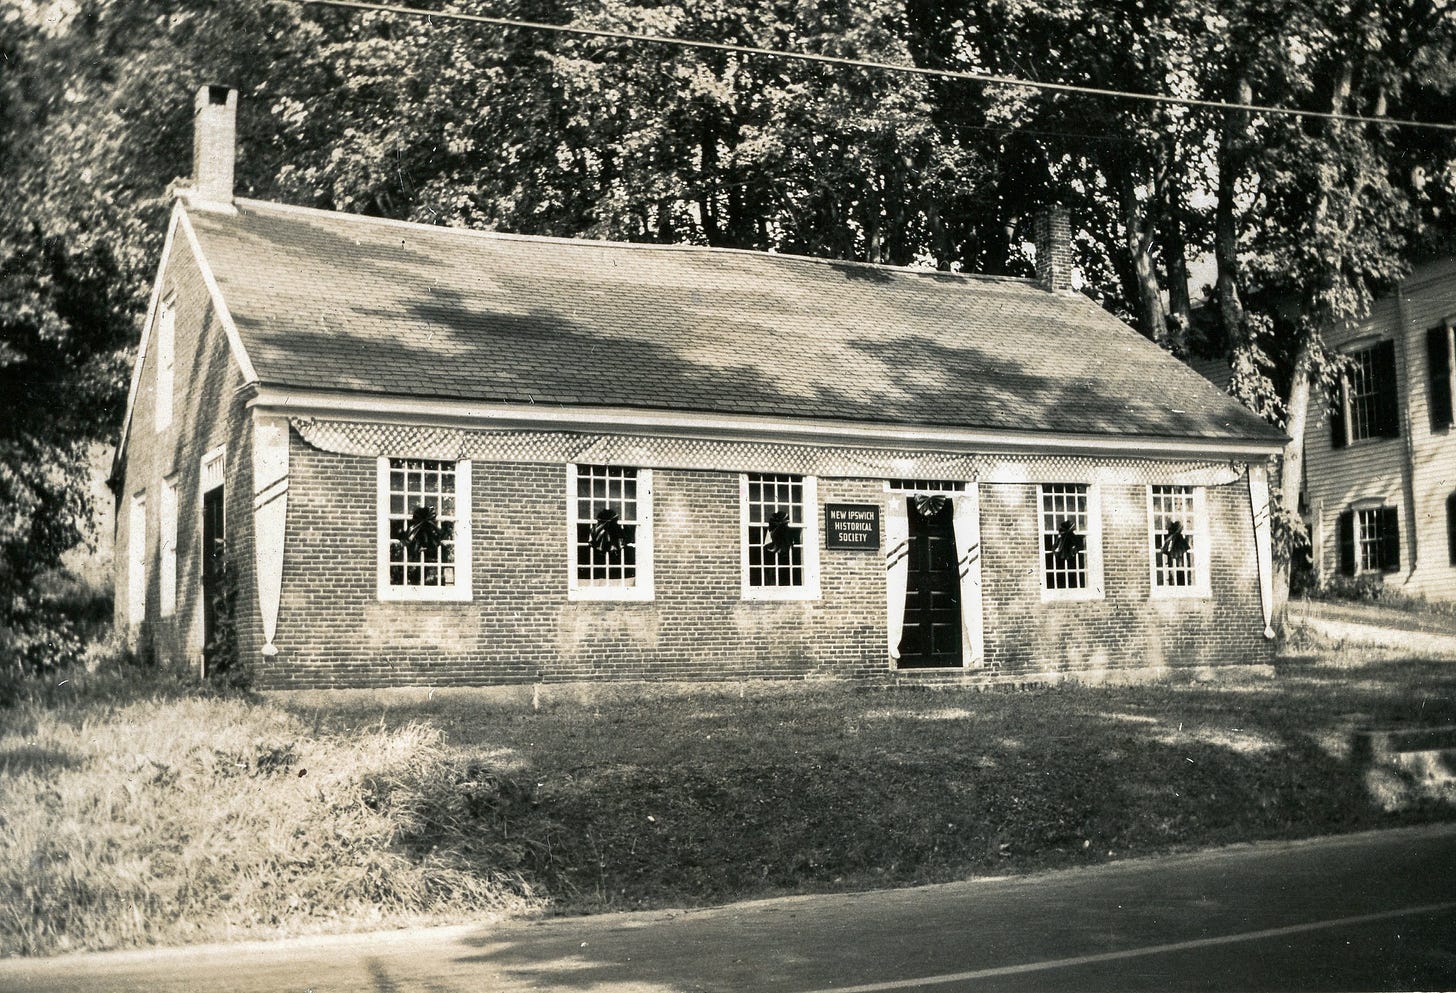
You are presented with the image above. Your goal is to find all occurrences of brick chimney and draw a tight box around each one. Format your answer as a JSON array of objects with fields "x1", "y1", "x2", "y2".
[
  {"x1": 1034, "y1": 206, "x2": 1074, "y2": 293},
  {"x1": 188, "y1": 84, "x2": 237, "y2": 211}
]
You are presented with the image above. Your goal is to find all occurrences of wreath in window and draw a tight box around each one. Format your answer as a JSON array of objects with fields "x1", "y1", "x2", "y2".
[
  {"x1": 911, "y1": 494, "x2": 950, "y2": 519},
  {"x1": 1052, "y1": 518, "x2": 1086, "y2": 565},
  {"x1": 1159, "y1": 520, "x2": 1190, "y2": 564},
  {"x1": 397, "y1": 505, "x2": 451, "y2": 557},
  {"x1": 589, "y1": 507, "x2": 633, "y2": 558},
  {"x1": 762, "y1": 509, "x2": 801, "y2": 559}
]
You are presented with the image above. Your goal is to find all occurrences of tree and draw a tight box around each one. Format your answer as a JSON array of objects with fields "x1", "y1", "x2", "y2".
[
  {"x1": 909, "y1": 0, "x2": 1456, "y2": 616},
  {"x1": 0, "y1": 0, "x2": 316, "y2": 664},
  {"x1": 1210, "y1": 0, "x2": 1456, "y2": 602},
  {"x1": 261, "y1": 0, "x2": 977, "y2": 263},
  {"x1": 6, "y1": 0, "x2": 1454, "y2": 653}
]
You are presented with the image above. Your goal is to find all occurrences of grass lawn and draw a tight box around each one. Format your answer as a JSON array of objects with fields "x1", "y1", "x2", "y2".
[{"x1": 3, "y1": 649, "x2": 1455, "y2": 956}]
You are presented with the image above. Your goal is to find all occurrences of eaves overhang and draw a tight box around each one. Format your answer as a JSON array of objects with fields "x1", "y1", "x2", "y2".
[{"x1": 250, "y1": 386, "x2": 1289, "y2": 463}]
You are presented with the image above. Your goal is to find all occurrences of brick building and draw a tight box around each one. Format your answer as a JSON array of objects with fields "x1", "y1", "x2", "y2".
[
  {"x1": 111, "y1": 87, "x2": 1286, "y2": 689},
  {"x1": 1302, "y1": 257, "x2": 1456, "y2": 598}
]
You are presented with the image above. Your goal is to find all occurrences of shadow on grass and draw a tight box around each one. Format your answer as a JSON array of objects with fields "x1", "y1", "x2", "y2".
[
  {"x1": 0, "y1": 744, "x2": 85, "y2": 774},
  {"x1": 282, "y1": 657, "x2": 1456, "y2": 921}
]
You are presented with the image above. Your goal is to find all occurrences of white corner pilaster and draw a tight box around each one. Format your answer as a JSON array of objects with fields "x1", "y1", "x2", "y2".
[
  {"x1": 253, "y1": 414, "x2": 290, "y2": 656},
  {"x1": 953, "y1": 488, "x2": 986, "y2": 667},
  {"x1": 1248, "y1": 463, "x2": 1276, "y2": 639},
  {"x1": 885, "y1": 497, "x2": 909, "y2": 661}
]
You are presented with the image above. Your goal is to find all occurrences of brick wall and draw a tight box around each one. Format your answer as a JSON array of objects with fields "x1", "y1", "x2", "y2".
[
  {"x1": 978, "y1": 482, "x2": 1270, "y2": 676},
  {"x1": 253, "y1": 443, "x2": 1272, "y2": 689},
  {"x1": 113, "y1": 215, "x2": 255, "y2": 669}
]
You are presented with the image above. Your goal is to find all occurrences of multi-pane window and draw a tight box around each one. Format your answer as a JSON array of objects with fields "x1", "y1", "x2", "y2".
[
  {"x1": 1332, "y1": 340, "x2": 1399, "y2": 446},
  {"x1": 1338, "y1": 505, "x2": 1400, "y2": 576},
  {"x1": 742, "y1": 473, "x2": 819, "y2": 599},
  {"x1": 1148, "y1": 485, "x2": 1209, "y2": 595},
  {"x1": 1039, "y1": 483, "x2": 1099, "y2": 597},
  {"x1": 887, "y1": 479, "x2": 966, "y2": 492},
  {"x1": 1347, "y1": 347, "x2": 1383, "y2": 441},
  {"x1": 154, "y1": 298, "x2": 175, "y2": 431},
  {"x1": 378, "y1": 457, "x2": 471, "y2": 600},
  {"x1": 569, "y1": 464, "x2": 653, "y2": 600},
  {"x1": 160, "y1": 477, "x2": 178, "y2": 617},
  {"x1": 1357, "y1": 507, "x2": 1400, "y2": 573}
]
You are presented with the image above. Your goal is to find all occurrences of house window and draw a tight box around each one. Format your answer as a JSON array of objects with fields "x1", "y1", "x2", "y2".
[
  {"x1": 128, "y1": 493, "x2": 147, "y2": 625},
  {"x1": 741, "y1": 472, "x2": 819, "y2": 600},
  {"x1": 376, "y1": 457, "x2": 472, "y2": 601},
  {"x1": 886, "y1": 479, "x2": 966, "y2": 492},
  {"x1": 1148, "y1": 485, "x2": 1210, "y2": 596},
  {"x1": 1039, "y1": 483, "x2": 1102, "y2": 599},
  {"x1": 1357, "y1": 507, "x2": 1399, "y2": 573},
  {"x1": 1426, "y1": 321, "x2": 1454, "y2": 432},
  {"x1": 201, "y1": 447, "x2": 225, "y2": 492},
  {"x1": 1331, "y1": 340, "x2": 1399, "y2": 447},
  {"x1": 160, "y1": 477, "x2": 178, "y2": 617},
  {"x1": 154, "y1": 297, "x2": 175, "y2": 432},
  {"x1": 1447, "y1": 492, "x2": 1456, "y2": 567},
  {"x1": 1338, "y1": 505, "x2": 1400, "y2": 575},
  {"x1": 568, "y1": 464, "x2": 653, "y2": 601}
]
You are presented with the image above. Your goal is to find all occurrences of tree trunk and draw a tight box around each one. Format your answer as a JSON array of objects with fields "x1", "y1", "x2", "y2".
[
  {"x1": 1120, "y1": 171, "x2": 1168, "y2": 346},
  {"x1": 1214, "y1": 76, "x2": 1251, "y2": 344},
  {"x1": 1162, "y1": 168, "x2": 1192, "y2": 356},
  {"x1": 1273, "y1": 62, "x2": 1360, "y2": 626},
  {"x1": 1274, "y1": 340, "x2": 1314, "y2": 617}
]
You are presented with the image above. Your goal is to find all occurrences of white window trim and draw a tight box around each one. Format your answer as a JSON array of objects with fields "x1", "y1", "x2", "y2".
[
  {"x1": 154, "y1": 295, "x2": 175, "y2": 432},
  {"x1": 200, "y1": 445, "x2": 225, "y2": 494},
  {"x1": 566, "y1": 464, "x2": 655, "y2": 602},
  {"x1": 376, "y1": 457, "x2": 472, "y2": 602},
  {"x1": 1354, "y1": 505, "x2": 1399, "y2": 575},
  {"x1": 740, "y1": 473, "x2": 821, "y2": 601},
  {"x1": 1336, "y1": 339, "x2": 1398, "y2": 447},
  {"x1": 1147, "y1": 485, "x2": 1211, "y2": 599},
  {"x1": 883, "y1": 479, "x2": 969, "y2": 493},
  {"x1": 1038, "y1": 482, "x2": 1104, "y2": 603},
  {"x1": 196, "y1": 446, "x2": 226, "y2": 657},
  {"x1": 128, "y1": 492, "x2": 147, "y2": 627},
  {"x1": 160, "y1": 476, "x2": 178, "y2": 617}
]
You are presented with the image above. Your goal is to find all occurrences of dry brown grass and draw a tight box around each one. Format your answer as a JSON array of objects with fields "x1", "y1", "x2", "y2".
[
  {"x1": 4, "y1": 650, "x2": 1455, "y2": 958},
  {"x1": 0, "y1": 695, "x2": 537, "y2": 956}
]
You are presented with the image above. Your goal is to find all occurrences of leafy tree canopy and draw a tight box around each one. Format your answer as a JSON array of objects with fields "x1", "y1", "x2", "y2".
[{"x1": 3, "y1": 0, "x2": 1455, "y2": 648}]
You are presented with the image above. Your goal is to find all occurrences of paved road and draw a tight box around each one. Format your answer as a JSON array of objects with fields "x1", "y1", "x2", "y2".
[{"x1": 4, "y1": 824, "x2": 1454, "y2": 993}]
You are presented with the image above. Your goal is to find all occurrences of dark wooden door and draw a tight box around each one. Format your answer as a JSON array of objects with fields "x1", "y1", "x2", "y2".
[
  {"x1": 897, "y1": 498, "x2": 962, "y2": 668},
  {"x1": 202, "y1": 486, "x2": 225, "y2": 665}
]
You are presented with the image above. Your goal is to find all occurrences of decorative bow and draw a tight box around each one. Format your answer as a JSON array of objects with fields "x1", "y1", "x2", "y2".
[
  {"x1": 1160, "y1": 520, "x2": 1191, "y2": 564},
  {"x1": 763, "y1": 509, "x2": 801, "y2": 559},
  {"x1": 402, "y1": 505, "x2": 447, "y2": 556},
  {"x1": 589, "y1": 507, "x2": 627, "y2": 556},
  {"x1": 1052, "y1": 518, "x2": 1086, "y2": 565},
  {"x1": 911, "y1": 494, "x2": 949, "y2": 520}
]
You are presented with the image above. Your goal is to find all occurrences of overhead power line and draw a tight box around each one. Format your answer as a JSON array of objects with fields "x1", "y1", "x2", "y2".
[{"x1": 289, "y1": 0, "x2": 1456, "y2": 135}]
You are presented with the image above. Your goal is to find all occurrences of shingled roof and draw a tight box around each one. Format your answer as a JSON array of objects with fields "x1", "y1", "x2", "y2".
[{"x1": 187, "y1": 199, "x2": 1283, "y2": 446}]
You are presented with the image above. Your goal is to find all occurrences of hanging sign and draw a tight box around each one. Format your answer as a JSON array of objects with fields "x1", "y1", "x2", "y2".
[{"x1": 825, "y1": 504, "x2": 880, "y2": 550}]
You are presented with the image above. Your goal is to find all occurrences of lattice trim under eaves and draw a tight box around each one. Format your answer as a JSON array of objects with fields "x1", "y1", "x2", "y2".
[{"x1": 289, "y1": 418, "x2": 1249, "y2": 487}]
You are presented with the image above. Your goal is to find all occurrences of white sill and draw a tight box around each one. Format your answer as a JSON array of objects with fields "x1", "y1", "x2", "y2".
[
  {"x1": 1040, "y1": 586, "x2": 1105, "y2": 603},
  {"x1": 742, "y1": 586, "x2": 821, "y2": 602},
  {"x1": 377, "y1": 585, "x2": 472, "y2": 603},
  {"x1": 569, "y1": 584, "x2": 655, "y2": 603},
  {"x1": 1151, "y1": 585, "x2": 1212, "y2": 600}
]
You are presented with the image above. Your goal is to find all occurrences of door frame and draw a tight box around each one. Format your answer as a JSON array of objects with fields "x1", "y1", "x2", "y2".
[
  {"x1": 884, "y1": 481, "x2": 985, "y2": 670},
  {"x1": 197, "y1": 445, "x2": 226, "y2": 673}
]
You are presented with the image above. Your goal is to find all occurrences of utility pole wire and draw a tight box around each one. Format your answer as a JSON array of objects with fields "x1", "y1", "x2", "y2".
[{"x1": 290, "y1": 0, "x2": 1456, "y2": 135}]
